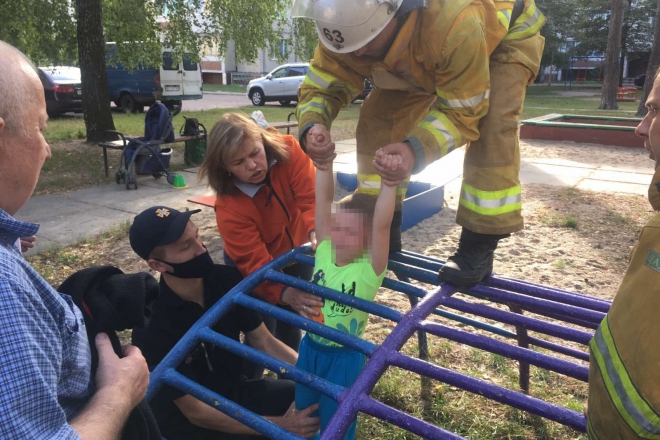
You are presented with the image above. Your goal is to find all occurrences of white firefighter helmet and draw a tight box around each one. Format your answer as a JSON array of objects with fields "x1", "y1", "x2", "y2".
[{"x1": 291, "y1": 0, "x2": 402, "y2": 54}]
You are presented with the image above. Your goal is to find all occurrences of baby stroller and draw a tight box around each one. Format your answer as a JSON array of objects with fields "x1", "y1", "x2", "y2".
[{"x1": 110, "y1": 102, "x2": 180, "y2": 190}]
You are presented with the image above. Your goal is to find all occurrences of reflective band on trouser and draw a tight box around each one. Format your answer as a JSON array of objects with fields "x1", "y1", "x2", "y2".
[
  {"x1": 304, "y1": 66, "x2": 360, "y2": 102},
  {"x1": 504, "y1": 2, "x2": 546, "y2": 41},
  {"x1": 417, "y1": 111, "x2": 461, "y2": 159},
  {"x1": 437, "y1": 89, "x2": 490, "y2": 110},
  {"x1": 357, "y1": 174, "x2": 408, "y2": 198},
  {"x1": 459, "y1": 184, "x2": 522, "y2": 216},
  {"x1": 296, "y1": 97, "x2": 334, "y2": 127},
  {"x1": 590, "y1": 315, "x2": 660, "y2": 439}
]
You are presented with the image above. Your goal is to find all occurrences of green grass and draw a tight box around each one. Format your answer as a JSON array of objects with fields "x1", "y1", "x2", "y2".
[
  {"x1": 562, "y1": 217, "x2": 579, "y2": 229},
  {"x1": 203, "y1": 84, "x2": 247, "y2": 93},
  {"x1": 40, "y1": 87, "x2": 640, "y2": 196},
  {"x1": 39, "y1": 104, "x2": 361, "y2": 195},
  {"x1": 522, "y1": 87, "x2": 640, "y2": 120},
  {"x1": 44, "y1": 104, "x2": 361, "y2": 144}
]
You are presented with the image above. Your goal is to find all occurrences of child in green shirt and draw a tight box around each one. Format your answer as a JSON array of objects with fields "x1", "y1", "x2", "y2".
[{"x1": 294, "y1": 145, "x2": 401, "y2": 439}]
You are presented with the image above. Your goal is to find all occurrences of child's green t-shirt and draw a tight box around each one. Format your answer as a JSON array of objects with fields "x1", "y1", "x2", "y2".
[{"x1": 309, "y1": 239, "x2": 386, "y2": 347}]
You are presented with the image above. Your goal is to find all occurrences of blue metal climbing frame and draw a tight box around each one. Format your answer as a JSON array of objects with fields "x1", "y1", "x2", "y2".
[{"x1": 147, "y1": 245, "x2": 608, "y2": 439}]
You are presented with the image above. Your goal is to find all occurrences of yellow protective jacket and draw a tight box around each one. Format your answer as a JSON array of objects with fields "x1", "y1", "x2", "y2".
[
  {"x1": 587, "y1": 167, "x2": 660, "y2": 440},
  {"x1": 296, "y1": 0, "x2": 545, "y2": 172}
]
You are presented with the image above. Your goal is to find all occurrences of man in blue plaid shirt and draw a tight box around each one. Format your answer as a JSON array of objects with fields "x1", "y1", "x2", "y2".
[{"x1": 0, "y1": 41, "x2": 150, "y2": 439}]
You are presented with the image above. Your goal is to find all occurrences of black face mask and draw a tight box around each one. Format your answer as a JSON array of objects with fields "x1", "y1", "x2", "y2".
[{"x1": 158, "y1": 251, "x2": 214, "y2": 279}]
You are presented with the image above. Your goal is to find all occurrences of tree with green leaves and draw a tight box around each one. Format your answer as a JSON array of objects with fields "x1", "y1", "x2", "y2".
[
  {"x1": 636, "y1": 0, "x2": 660, "y2": 116},
  {"x1": 291, "y1": 19, "x2": 319, "y2": 63},
  {"x1": 537, "y1": 0, "x2": 575, "y2": 84},
  {"x1": 2, "y1": 0, "x2": 317, "y2": 141}
]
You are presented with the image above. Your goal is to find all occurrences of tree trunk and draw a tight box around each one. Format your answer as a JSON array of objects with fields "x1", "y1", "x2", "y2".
[
  {"x1": 637, "y1": 0, "x2": 660, "y2": 116},
  {"x1": 600, "y1": 0, "x2": 627, "y2": 110},
  {"x1": 76, "y1": 0, "x2": 115, "y2": 142},
  {"x1": 618, "y1": 24, "x2": 629, "y2": 88}
]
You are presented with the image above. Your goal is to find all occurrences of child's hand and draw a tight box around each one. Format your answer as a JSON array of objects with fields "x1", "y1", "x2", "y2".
[{"x1": 373, "y1": 152, "x2": 404, "y2": 187}]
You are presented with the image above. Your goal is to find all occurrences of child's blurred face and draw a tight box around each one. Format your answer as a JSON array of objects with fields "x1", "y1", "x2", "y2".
[
  {"x1": 226, "y1": 136, "x2": 268, "y2": 184},
  {"x1": 330, "y1": 209, "x2": 367, "y2": 262}
]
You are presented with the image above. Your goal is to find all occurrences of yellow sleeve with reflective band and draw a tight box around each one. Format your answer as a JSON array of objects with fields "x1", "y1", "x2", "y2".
[
  {"x1": 296, "y1": 44, "x2": 365, "y2": 143},
  {"x1": 495, "y1": 0, "x2": 516, "y2": 29},
  {"x1": 505, "y1": 0, "x2": 546, "y2": 41},
  {"x1": 406, "y1": 6, "x2": 496, "y2": 173}
]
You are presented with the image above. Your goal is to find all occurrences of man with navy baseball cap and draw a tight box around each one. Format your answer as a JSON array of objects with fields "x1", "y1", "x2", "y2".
[{"x1": 129, "y1": 206, "x2": 319, "y2": 440}]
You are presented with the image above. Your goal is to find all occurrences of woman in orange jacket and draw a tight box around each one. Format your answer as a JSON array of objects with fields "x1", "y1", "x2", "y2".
[{"x1": 199, "y1": 113, "x2": 324, "y2": 351}]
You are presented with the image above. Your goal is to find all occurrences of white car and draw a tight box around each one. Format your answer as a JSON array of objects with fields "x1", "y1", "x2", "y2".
[{"x1": 247, "y1": 63, "x2": 309, "y2": 106}]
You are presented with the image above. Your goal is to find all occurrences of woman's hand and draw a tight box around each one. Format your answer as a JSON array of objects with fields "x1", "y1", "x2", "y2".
[
  {"x1": 309, "y1": 230, "x2": 317, "y2": 251},
  {"x1": 277, "y1": 403, "x2": 320, "y2": 438},
  {"x1": 281, "y1": 287, "x2": 324, "y2": 319}
]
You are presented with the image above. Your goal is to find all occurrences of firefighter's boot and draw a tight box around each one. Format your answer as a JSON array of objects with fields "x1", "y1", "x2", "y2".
[{"x1": 438, "y1": 229, "x2": 509, "y2": 287}]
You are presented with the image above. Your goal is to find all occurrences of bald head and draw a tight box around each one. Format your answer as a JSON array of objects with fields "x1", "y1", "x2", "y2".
[{"x1": 0, "y1": 41, "x2": 42, "y2": 137}]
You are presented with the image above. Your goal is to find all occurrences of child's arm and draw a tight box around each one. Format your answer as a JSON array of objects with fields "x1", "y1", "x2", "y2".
[
  {"x1": 370, "y1": 154, "x2": 401, "y2": 275},
  {"x1": 314, "y1": 144, "x2": 336, "y2": 242}
]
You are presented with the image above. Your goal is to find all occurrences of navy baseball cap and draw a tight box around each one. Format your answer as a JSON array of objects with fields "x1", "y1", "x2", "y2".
[{"x1": 129, "y1": 206, "x2": 201, "y2": 260}]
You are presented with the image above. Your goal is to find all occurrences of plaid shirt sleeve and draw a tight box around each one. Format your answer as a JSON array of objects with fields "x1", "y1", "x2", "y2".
[{"x1": 0, "y1": 275, "x2": 84, "y2": 439}]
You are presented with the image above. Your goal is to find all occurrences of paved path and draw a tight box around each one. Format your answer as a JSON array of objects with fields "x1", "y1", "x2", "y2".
[{"x1": 15, "y1": 138, "x2": 654, "y2": 255}]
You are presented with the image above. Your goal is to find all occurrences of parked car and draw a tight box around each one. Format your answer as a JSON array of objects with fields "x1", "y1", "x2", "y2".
[
  {"x1": 38, "y1": 66, "x2": 83, "y2": 117},
  {"x1": 247, "y1": 63, "x2": 309, "y2": 106},
  {"x1": 106, "y1": 44, "x2": 203, "y2": 113},
  {"x1": 634, "y1": 74, "x2": 646, "y2": 89},
  {"x1": 247, "y1": 64, "x2": 373, "y2": 107}
]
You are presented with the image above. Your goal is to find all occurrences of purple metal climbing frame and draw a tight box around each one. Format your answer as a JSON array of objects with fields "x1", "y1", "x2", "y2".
[{"x1": 147, "y1": 245, "x2": 607, "y2": 439}]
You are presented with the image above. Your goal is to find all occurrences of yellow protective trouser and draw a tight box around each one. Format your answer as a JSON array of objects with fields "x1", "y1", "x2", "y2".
[{"x1": 355, "y1": 33, "x2": 545, "y2": 236}]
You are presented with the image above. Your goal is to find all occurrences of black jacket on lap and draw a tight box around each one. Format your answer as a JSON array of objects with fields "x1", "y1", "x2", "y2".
[{"x1": 58, "y1": 266, "x2": 161, "y2": 440}]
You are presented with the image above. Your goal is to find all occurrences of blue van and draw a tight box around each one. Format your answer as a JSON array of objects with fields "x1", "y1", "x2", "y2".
[{"x1": 106, "y1": 44, "x2": 203, "y2": 113}]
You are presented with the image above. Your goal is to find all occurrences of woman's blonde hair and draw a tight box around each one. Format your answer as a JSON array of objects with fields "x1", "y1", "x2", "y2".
[{"x1": 199, "y1": 113, "x2": 290, "y2": 196}]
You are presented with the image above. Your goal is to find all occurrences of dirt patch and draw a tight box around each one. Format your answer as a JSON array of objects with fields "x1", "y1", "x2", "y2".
[{"x1": 520, "y1": 139, "x2": 651, "y2": 169}]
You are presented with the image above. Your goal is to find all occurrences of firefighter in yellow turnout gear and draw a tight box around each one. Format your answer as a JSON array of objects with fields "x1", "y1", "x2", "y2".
[
  {"x1": 293, "y1": 0, "x2": 545, "y2": 286},
  {"x1": 586, "y1": 72, "x2": 660, "y2": 440}
]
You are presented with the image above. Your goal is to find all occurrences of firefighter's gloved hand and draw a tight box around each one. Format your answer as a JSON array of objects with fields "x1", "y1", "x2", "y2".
[
  {"x1": 373, "y1": 143, "x2": 415, "y2": 187},
  {"x1": 305, "y1": 124, "x2": 336, "y2": 170}
]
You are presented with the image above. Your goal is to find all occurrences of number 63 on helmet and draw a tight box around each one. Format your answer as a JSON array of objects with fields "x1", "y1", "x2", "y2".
[{"x1": 291, "y1": 0, "x2": 403, "y2": 53}]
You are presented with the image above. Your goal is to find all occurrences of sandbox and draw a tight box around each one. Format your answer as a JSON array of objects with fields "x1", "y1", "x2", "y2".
[{"x1": 520, "y1": 113, "x2": 643, "y2": 148}]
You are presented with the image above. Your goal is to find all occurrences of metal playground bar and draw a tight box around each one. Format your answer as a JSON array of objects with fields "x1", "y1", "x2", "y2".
[{"x1": 147, "y1": 245, "x2": 606, "y2": 439}]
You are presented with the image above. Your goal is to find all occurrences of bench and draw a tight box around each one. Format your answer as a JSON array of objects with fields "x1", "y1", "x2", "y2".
[
  {"x1": 269, "y1": 112, "x2": 297, "y2": 134},
  {"x1": 97, "y1": 131, "x2": 206, "y2": 177},
  {"x1": 97, "y1": 113, "x2": 298, "y2": 177}
]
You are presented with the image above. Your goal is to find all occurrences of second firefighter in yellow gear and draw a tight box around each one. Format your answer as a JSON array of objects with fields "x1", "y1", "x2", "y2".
[
  {"x1": 293, "y1": 0, "x2": 545, "y2": 286},
  {"x1": 586, "y1": 71, "x2": 660, "y2": 440}
]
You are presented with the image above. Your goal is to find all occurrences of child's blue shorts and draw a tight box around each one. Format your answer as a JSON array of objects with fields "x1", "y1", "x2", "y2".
[{"x1": 295, "y1": 334, "x2": 366, "y2": 440}]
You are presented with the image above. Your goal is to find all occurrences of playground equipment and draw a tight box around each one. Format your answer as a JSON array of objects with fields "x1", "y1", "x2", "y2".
[
  {"x1": 617, "y1": 87, "x2": 638, "y2": 102},
  {"x1": 147, "y1": 245, "x2": 607, "y2": 439},
  {"x1": 565, "y1": 56, "x2": 604, "y2": 90},
  {"x1": 521, "y1": 113, "x2": 643, "y2": 148}
]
